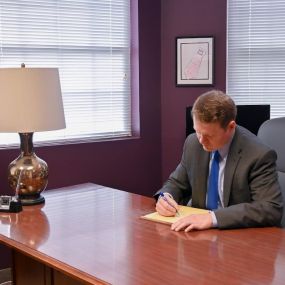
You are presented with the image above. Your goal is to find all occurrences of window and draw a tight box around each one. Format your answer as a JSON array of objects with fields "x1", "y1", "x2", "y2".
[
  {"x1": 0, "y1": 0, "x2": 132, "y2": 147},
  {"x1": 227, "y1": 0, "x2": 285, "y2": 118}
]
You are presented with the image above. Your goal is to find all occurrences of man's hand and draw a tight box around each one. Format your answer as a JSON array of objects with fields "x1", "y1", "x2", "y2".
[
  {"x1": 171, "y1": 213, "x2": 213, "y2": 232},
  {"x1": 155, "y1": 193, "x2": 179, "y2": 217}
]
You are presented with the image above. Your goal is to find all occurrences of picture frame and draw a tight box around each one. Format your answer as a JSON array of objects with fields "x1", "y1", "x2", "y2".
[{"x1": 176, "y1": 36, "x2": 214, "y2": 86}]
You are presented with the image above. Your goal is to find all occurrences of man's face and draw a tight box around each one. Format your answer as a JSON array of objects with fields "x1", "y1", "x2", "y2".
[{"x1": 193, "y1": 117, "x2": 236, "y2": 152}]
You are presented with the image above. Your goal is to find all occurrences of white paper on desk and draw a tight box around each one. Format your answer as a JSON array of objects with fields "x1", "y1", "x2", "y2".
[{"x1": 141, "y1": 206, "x2": 209, "y2": 225}]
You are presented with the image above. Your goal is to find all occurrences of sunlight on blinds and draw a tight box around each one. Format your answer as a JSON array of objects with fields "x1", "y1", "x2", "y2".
[
  {"x1": 0, "y1": 0, "x2": 131, "y2": 148},
  {"x1": 227, "y1": 0, "x2": 285, "y2": 118}
]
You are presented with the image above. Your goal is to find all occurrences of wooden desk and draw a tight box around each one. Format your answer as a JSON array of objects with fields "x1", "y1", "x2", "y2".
[{"x1": 0, "y1": 183, "x2": 285, "y2": 285}]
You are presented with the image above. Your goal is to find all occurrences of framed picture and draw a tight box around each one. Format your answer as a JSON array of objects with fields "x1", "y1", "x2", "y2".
[{"x1": 176, "y1": 36, "x2": 214, "y2": 86}]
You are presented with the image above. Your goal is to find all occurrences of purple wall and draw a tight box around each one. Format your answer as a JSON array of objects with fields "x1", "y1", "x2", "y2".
[
  {"x1": 0, "y1": 0, "x2": 162, "y2": 198},
  {"x1": 0, "y1": 0, "x2": 162, "y2": 269},
  {"x1": 161, "y1": 0, "x2": 227, "y2": 181},
  {"x1": 0, "y1": 0, "x2": 227, "y2": 270}
]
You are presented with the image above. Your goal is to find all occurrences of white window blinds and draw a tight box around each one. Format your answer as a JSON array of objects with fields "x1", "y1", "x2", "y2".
[
  {"x1": 0, "y1": 0, "x2": 131, "y2": 147},
  {"x1": 227, "y1": 0, "x2": 285, "y2": 118}
]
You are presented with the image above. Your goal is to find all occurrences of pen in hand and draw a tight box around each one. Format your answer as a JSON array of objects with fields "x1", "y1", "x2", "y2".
[{"x1": 158, "y1": 192, "x2": 180, "y2": 216}]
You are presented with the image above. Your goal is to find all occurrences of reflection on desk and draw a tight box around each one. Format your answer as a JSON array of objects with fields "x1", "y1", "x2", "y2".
[
  {"x1": 0, "y1": 204, "x2": 50, "y2": 248},
  {"x1": 155, "y1": 223, "x2": 281, "y2": 284},
  {"x1": 0, "y1": 183, "x2": 285, "y2": 285}
]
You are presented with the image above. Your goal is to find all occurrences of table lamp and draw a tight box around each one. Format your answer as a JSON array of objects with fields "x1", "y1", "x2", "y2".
[{"x1": 0, "y1": 64, "x2": 66, "y2": 205}]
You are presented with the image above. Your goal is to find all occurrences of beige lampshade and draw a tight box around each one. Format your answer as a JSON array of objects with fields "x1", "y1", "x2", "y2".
[{"x1": 0, "y1": 67, "x2": 66, "y2": 132}]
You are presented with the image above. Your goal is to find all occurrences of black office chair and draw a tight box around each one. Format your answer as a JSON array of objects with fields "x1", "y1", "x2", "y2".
[{"x1": 257, "y1": 117, "x2": 285, "y2": 227}]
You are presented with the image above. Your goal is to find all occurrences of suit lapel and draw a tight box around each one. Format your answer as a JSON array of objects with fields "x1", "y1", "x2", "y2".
[
  {"x1": 192, "y1": 150, "x2": 210, "y2": 208},
  {"x1": 223, "y1": 129, "x2": 242, "y2": 207}
]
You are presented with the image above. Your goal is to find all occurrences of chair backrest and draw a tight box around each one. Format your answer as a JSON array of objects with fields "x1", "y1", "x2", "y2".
[{"x1": 257, "y1": 117, "x2": 285, "y2": 227}]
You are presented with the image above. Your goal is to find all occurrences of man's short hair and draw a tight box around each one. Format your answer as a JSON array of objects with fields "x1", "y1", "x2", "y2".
[{"x1": 191, "y1": 90, "x2": 237, "y2": 129}]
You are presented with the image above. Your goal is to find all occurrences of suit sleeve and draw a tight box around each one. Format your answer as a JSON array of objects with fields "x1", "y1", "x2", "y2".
[{"x1": 154, "y1": 136, "x2": 193, "y2": 205}]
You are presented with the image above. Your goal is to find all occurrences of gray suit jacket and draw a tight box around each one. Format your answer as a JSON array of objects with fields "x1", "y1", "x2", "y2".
[{"x1": 158, "y1": 126, "x2": 283, "y2": 229}]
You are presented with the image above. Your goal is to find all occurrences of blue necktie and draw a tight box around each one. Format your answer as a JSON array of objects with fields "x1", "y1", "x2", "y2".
[{"x1": 207, "y1": 150, "x2": 220, "y2": 210}]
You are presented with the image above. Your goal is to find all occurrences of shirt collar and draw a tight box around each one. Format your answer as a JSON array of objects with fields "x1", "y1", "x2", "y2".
[{"x1": 216, "y1": 129, "x2": 235, "y2": 159}]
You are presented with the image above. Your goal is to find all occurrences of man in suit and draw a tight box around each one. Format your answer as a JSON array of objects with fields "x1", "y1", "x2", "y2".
[{"x1": 155, "y1": 90, "x2": 283, "y2": 231}]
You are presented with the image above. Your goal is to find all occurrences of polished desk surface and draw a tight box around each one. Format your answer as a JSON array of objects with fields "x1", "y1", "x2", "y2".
[{"x1": 0, "y1": 183, "x2": 285, "y2": 285}]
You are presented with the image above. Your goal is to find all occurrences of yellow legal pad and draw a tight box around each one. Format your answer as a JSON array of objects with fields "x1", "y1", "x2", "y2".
[{"x1": 141, "y1": 206, "x2": 209, "y2": 225}]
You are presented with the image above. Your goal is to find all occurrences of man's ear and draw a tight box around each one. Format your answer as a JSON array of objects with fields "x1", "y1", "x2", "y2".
[{"x1": 228, "y1": 120, "x2": 236, "y2": 130}]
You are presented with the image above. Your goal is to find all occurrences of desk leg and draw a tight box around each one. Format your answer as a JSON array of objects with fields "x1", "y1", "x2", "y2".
[
  {"x1": 12, "y1": 251, "x2": 52, "y2": 285},
  {"x1": 12, "y1": 251, "x2": 86, "y2": 285}
]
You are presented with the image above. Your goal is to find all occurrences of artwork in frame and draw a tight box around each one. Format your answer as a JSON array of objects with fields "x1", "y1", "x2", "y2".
[{"x1": 176, "y1": 36, "x2": 214, "y2": 86}]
